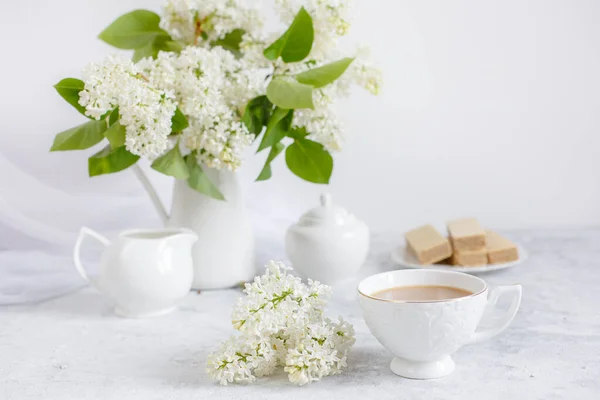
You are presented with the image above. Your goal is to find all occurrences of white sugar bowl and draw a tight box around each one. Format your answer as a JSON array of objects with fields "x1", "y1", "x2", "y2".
[{"x1": 285, "y1": 193, "x2": 370, "y2": 284}]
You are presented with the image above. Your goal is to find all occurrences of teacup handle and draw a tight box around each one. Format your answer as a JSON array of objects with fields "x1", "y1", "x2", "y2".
[
  {"x1": 468, "y1": 284, "x2": 523, "y2": 344},
  {"x1": 73, "y1": 227, "x2": 110, "y2": 292}
]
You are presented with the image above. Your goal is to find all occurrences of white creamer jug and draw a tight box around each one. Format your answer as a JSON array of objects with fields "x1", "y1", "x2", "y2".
[{"x1": 73, "y1": 227, "x2": 197, "y2": 318}]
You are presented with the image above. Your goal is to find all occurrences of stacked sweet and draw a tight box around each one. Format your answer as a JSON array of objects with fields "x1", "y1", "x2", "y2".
[{"x1": 404, "y1": 218, "x2": 519, "y2": 266}]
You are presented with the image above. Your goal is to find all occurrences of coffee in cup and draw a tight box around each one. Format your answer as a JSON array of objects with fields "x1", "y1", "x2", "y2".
[{"x1": 372, "y1": 285, "x2": 472, "y2": 301}]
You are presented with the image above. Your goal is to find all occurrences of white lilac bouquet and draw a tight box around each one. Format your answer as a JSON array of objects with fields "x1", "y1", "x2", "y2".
[
  {"x1": 206, "y1": 261, "x2": 355, "y2": 385},
  {"x1": 50, "y1": 0, "x2": 381, "y2": 199}
]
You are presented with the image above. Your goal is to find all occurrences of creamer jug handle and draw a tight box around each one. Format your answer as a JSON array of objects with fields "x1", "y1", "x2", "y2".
[{"x1": 73, "y1": 227, "x2": 110, "y2": 293}]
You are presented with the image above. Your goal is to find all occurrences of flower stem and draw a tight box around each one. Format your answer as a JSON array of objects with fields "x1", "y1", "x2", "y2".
[{"x1": 136, "y1": 73, "x2": 150, "y2": 83}]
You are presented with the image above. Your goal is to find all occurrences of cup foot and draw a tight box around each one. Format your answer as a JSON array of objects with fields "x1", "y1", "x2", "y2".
[
  {"x1": 390, "y1": 356, "x2": 455, "y2": 379},
  {"x1": 114, "y1": 306, "x2": 176, "y2": 318}
]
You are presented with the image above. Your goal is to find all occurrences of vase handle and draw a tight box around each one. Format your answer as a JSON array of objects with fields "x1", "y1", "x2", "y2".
[{"x1": 132, "y1": 164, "x2": 169, "y2": 224}]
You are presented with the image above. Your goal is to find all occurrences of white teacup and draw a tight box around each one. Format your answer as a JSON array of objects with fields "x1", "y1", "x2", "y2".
[{"x1": 358, "y1": 269, "x2": 522, "y2": 379}]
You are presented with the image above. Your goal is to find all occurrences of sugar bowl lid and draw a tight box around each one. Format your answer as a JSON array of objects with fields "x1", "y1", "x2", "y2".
[{"x1": 294, "y1": 193, "x2": 362, "y2": 228}]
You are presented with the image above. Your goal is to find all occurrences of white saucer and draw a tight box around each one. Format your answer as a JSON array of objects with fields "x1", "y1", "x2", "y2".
[{"x1": 390, "y1": 244, "x2": 527, "y2": 274}]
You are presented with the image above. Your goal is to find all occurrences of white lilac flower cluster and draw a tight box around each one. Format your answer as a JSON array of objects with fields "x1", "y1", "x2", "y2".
[
  {"x1": 272, "y1": 0, "x2": 383, "y2": 150},
  {"x1": 161, "y1": 0, "x2": 382, "y2": 153},
  {"x1": 206, "y1": 261, "x2": 355, "y2": 386},
  {"x1": 274, "y1": 0, "x2": 352, "y2": 59},
  {"x1": 78, "y1": 55, "x2": 177, "y2": 158},
  {"x1": 78, "y1": 44, "x2": 264, "y2": 169},
  {"x1": 160, "y1": 0, "x2": 262, "y2": 45},
  {"x1": 137, "y1": 46, "x2": 263, "y2": 170},
  {"x1": 292, "y1": 48, "x2": 382, "y2": 150}
]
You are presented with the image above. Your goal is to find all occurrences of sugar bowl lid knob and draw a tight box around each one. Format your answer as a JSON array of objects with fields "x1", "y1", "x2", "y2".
[
  {"x1": 320, "y1": 193, "x2": 333, "y2": 207},
  {"x1": 294, "y1": 192, "x2": 355, "y2": 227}
]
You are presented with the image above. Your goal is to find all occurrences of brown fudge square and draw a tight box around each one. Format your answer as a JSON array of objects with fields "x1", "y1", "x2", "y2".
[
  {"x1": 486, "y1": 230, "x2": 519, "y2": 264},
  {"x1": 447, "y1": 218, "x2": 486, "y2": 252},
  {"x1": 405, "y1": 225, "x2": 452, "y2": 265}
]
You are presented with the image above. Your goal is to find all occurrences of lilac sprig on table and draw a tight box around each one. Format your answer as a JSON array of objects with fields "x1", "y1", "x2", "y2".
[{"x1": 206, "y1": 261, "x2": 355, "y2": 386}]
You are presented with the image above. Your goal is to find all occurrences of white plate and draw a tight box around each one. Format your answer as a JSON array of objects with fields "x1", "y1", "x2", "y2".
[{"x1": 390, "y1": 244, "x2": 527, "y2": 274}]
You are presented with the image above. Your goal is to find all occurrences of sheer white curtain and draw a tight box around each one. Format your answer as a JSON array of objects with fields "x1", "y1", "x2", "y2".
[{"x1": 0, "y1": 141, "x2": 169, "y2": 304}]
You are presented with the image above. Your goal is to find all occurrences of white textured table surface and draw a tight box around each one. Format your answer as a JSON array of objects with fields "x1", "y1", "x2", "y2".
[{"x1": 1, "y1": 229, "x2": 600, "y2": 400}]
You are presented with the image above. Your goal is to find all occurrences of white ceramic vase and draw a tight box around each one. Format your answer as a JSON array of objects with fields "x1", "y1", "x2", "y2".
[{"x1": 133, "y1": 165, "x2": 255, "y2": 290}]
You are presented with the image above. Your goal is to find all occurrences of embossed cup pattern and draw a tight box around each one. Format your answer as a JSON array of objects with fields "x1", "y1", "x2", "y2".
[{"x1": 359, "y1": 294, "x2": 487, "y2": 362}]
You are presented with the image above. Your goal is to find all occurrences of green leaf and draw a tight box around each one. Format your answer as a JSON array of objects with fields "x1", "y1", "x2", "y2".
[
  {"x1": 212, "y1": 29, "x2": 245, "y2": 57},
  {"x1": 257, "y1": 107, "x2": 293, "y2": 152},
  {"x1": 163, "y1": 40, "x2": 184, "y2": 53},
  {"x1": 132, "y1": 35, "x2": 163, "y2": 61},
  {"x1": 242, "y1": 96, "x2": 272, "y2": 135},
  {"x1": 267, "y1": 77, "x2": 314, "y2": 110},
  {"x1": 151, "y1": 143, "x2": 189, "y2": 179},
  {"x1": 104, "y1": 121, "x2": 126, "y2": 148},
  {"x1": 263, "y1": 7, "x2": 314, "y2": 63},
  {"x1": 185, "y1": 155, "x2": 225, "y2": 200},
  {"x1": 296, "y1": 58, "x2": 354, "y2": 88},
  {"x1": 98, "y1": 10, "x2": 169, "y2": 49},
  {"x1": 132, "y1": 36, "x2": 183, "y2": 61},
  {"x1": 287, "y1": 126, "x2": 309, "y2": 140},
  {"x1": 53, "y1": 78, "x2": 88, "y2": 117},
  {"x1": 285, "y1": 138, "x2": 333, "y2": 184},
  {"x1": 108, "y1": 108, "x2": 120, "y2": 125},
  {"x1": 88, "y1": 145, "x2": 139, "y2": 177},
  {"x1": 50, "y1": 120, "x2": 107, "y2": 151},
  {"x1": 257, "y1": 143, "x2": 285, "y2": 181},
  {"x1": 171, "y1": 107, "x2": 189, "y2": 132}
]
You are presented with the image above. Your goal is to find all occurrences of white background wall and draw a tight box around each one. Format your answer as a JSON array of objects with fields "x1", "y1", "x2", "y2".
[{"x1": 1, "y1": 0, "x2": 599, "y2": 249}]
